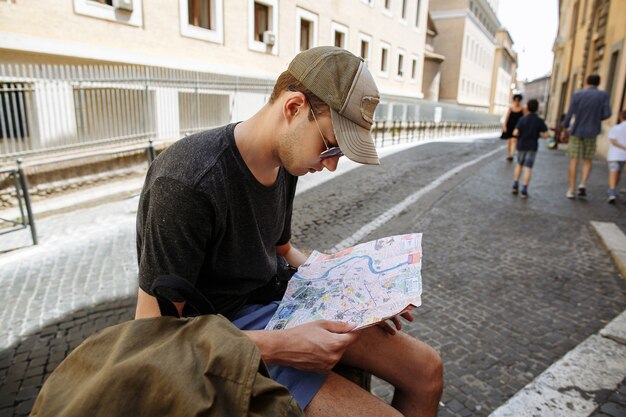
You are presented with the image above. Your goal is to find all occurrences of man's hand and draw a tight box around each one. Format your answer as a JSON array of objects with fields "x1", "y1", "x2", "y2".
[
  {"x1": 376, "y1": 311, "x2": 414, "y2": 335},
  {"x1": 249, "y1": 320, "x2": 360, "y2": 373}
]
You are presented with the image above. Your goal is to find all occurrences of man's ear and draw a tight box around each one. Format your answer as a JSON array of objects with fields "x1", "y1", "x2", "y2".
[{"x1": 283, "y1": 92, "x2": 307, "y2": 123}]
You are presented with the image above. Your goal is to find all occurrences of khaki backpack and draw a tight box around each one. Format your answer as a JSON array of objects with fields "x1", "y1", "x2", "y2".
[{"x1": 30, "y1": 275, "x2": 303, "y2": 417}]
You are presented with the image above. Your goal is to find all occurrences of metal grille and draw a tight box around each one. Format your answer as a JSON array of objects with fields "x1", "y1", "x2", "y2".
[
  {"x1": 0, "y1": 64, "x2": 275, "y2": 162},
  {"x1": 0, "y1": 62, "x2": 499, "y2": 163}
]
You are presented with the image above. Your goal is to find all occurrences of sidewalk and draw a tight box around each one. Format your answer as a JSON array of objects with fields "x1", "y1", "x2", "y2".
[{"x1": 1, "y1": 133, "x2": 625, "y2": 417}]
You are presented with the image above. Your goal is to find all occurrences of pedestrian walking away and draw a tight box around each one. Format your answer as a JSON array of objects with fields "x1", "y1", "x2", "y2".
[
  {"x1": 606, "y1": 109, "x2": 626, "y2": 204},
  {"x1": 562, "y1": 74, "x2": 611, "y2": 199},
  {"x1": 501, "y1": 93, "x2": 525, "y2": 161},
  {"x1": 134, "y1": 46, "x2": 443, "y2": 416},
  {"x1": 510, "y1": 99, "x2": 550, "y2": 199}
]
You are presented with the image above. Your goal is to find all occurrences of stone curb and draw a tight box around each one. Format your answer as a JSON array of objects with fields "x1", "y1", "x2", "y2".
[{"x1": 591, "y1": 221, "x2": 626, "y2": 281}]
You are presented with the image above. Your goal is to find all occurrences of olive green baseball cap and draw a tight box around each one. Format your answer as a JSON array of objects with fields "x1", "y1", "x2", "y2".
[{"x1": 288, "y1": 46, "x2": 381, "y2": 165}]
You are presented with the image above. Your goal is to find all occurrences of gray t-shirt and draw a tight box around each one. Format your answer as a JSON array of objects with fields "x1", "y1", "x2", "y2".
[{"x1": 136, "y1": 123, "x2": 298, "y2": 316}]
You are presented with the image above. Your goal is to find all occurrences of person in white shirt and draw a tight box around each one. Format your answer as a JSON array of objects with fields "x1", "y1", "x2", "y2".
[{"x1": 606, "y1": 110, "x2": 626, "y2": 204}]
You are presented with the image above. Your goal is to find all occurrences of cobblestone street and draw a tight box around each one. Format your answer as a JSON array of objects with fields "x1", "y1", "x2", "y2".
[{"x1": 1, "y1": 136, "x2": 626, "y2": 416}]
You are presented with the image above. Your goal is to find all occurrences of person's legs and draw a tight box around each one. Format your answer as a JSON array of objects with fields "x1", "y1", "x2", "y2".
[
  {"x1": 607, "y1": 161, "x2": 623, "y2": 203},
  {"x1": 580, "y1": 158, "x2": 592, "y2": 187},
  {"x1": 522, "y1": 167, "x2": 532, "y2": 186},
  {"x1": 609, "y1": 169, "x2": 620, "y2": 190},
  {"x1": 338, "y1": 325, "x2": 443, "y2": 417},
  {"x1": 305, "y1": 372, "x2": 403, "y2": 417},
  {"x1": 568, "y1": 158, "x2": 578, "y2": 194},
  {"x1": 578, "y1": 137, "x2": 597, "y2": 194},
  {"x1": 508, "y1": 138, "x2": 517, "y2": 159},
  {"x1": 566, "y1": 136, "x2": 583, "y2": 196},
  {"x1": 513, "y1": 162, "x2": 522, "y2": 181}
]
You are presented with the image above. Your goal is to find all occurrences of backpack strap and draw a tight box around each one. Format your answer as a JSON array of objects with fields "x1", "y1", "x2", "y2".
[{"x1": 151, "y1": 274, "x2": 216, "y2": 318}]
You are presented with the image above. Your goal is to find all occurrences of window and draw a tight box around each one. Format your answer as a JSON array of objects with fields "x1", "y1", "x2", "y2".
[
  {"x1": 606, "y1": 49, "x2": 619, "y2": 101},
  {"x1": 254, "y1": 2, "x2": 269, "y2": 41},
  {"x1": 415, "y1": 0, "x2": 422, "y2": 27},
  {"x1": 0, "y1": 82, "x2": 32, "y2": 142},
  {"x1": 383, "y1": 0, "x2": 392, "y2": 16},
  {"x1": 401, "y1": 0, "x2": 408, "y2": 20},
  {"x1": 331, "y1": 22, "x2": 349, "y2": 49},
  {"x1": 396, "y1": 50, "x2": 405, "y2": 79},
  {"x1": 180, "y1": 0, "x2": 224, "y2": 43},
  {"x1": 188, "y1": 0, "x2": 212, "y2": 30},
  {"x1": 74, "y1": 0, "x2": 143, "y2": 26},
  {"x1": 570, "y1": 1, "x2": 579, "y2": 37},
  {"x1": 248, "y1": 0, "x2": 277, "y2": 54},
  {"x1": 379, "y1": 42, "x2": 391, "y2": 77},
  {"x1": 359, "y1": 33, "x2": 372, "y2": 68},
  {"x1": 300, "y1": 21, "x2": 312, "y2": 50},
  {"x1": 296, "y1": 8, "x2": 318, "y2": 54},
  {"x1": 410, "y1": 56, "x2": 418, "y2": 81}
]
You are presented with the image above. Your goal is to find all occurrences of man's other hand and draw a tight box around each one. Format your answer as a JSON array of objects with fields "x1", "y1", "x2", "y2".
[{"x1": 376, "y1": 311, "x2": 414, "y2": 335}]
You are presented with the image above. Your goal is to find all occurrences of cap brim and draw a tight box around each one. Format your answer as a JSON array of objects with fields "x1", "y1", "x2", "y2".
[{"x1": 330, "y1": 108, "x2": 380, "y2": 165}]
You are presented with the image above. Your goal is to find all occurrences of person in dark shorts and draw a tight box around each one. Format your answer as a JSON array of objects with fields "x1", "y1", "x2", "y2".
[
  {"x1": 511, "y1": 99, "x2": 550, "y2": 199},
  {"x1": 134, "y1": 46, "x2": 443, "y2": 416},
  {"x1": 501, "y1": 93, "x2": 525, "y2": 161}
]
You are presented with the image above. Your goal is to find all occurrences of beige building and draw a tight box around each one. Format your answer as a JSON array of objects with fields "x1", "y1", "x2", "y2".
[
  {"x1": 520, "y1": 75, "x2": 550, "y2": 118},
  {"x1": 422, "y1": 13, "x2": 446, "y2": 101},
  {"x1": 547, "y1": 0, "x2": 626, "y2": 157},
  {"x1": 489, "y1": 29, "x2": 517, "y2": 115},
  {"x1": 0, "y1": 0, "x2": 430, "y2": 144},
  {"x1": 429, "y1": 0, "x2": 502, "y2": 112}
]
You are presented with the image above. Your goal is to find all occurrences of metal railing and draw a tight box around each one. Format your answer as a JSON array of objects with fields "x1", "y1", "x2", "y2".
[
  {"x1": 0, "y1": 63, "x2": 274, "y2": 162},
  {"x1": 0, "y1": 159, "x2": 37, "y2": 245},
  {"x1": 1, "y1": 63, "x2": 501, "y2": 163}
]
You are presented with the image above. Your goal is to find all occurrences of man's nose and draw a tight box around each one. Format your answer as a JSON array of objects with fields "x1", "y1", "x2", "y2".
[{"x1": 321, "y1": 156, "x2": 339, "y2": 172}]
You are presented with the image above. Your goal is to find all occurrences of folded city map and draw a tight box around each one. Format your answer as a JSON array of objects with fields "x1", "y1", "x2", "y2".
[{"x1": 265, "y1": 233, "x2": 423, "y2": 331}]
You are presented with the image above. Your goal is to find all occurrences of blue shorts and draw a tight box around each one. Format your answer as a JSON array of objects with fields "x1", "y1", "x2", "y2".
[
  {"x1": 608, "y1": 161, "x2": 625, "y2": 172},
  {"x1": 516, "y1": 150, "x2": 537, "y2": 168},
  {"x1": 231, "y1": 302, "x2": 328, "y2": 410}
]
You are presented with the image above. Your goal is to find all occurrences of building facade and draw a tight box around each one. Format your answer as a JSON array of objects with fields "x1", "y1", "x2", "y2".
[
  {"x1": 429, "y1": 0, "x2": 502, "y2": 112},
  {"x1": 0, "y1": 0, "x2": 432, "y2": 151},
  {"x1": 521, "y1": 75, "x2": 550, "y2": 118},
  {"x1": 422, "y1": 12, "x2": 446, "y2": 101},
  {"x1": 546, "y1": 0, "x2": 626, "y2": 156},
  {"x1": 489, "y1": 29, "x2": 517, "y2": 115}
]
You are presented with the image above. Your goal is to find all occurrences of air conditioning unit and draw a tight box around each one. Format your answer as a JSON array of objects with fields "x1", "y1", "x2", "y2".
[
  {"x1": 113, "y1": 0, "x2": 133, "y2": 12},
  {"x1": 262, "y1": 31, "x2": 276, "y2": 46}
]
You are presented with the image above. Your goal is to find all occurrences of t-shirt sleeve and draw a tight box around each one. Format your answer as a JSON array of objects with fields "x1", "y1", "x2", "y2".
[
  {"x1": 138, "y1": 176, "x2": 214, "y2": 294},
  {"x1": 540, "y1": 119, "x2": 548, "y2": 133},
  {"x1": 276, "y1": 174, "x2": 298, "y2": 246},
  {"x1": 514, "y1": 117, "x2": 525, "y2": 132}
]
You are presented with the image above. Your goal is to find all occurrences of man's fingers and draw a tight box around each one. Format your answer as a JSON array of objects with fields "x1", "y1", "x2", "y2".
[
  {"x1": 401, "y1": 312, "x2": 414, "y2": 321},
  {"x1": 392, "y1": 316, "x2": 402, "y2": 330},
  {"x1": 319, "y1": 320, "x2": 357, "y2": 334}
]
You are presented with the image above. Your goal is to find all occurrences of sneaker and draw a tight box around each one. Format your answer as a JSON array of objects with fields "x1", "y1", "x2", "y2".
[
  {"x1": 520, "y1": 190, "x2": 528, "y2": 199},
  {"x1": 608, "y1": 195, "x2": 617, "y2": 204},
  {"x1": 566, "y1": 190, "x2": 575, "y2": 199},
  {"x1": 506, "y1": 156, "x2": 513, "y2": 162},
  {"x1": 577, "y1": 185, "x2": 586, "y2": 197},
  {"x1": 512, "y1": 184, "x2": 519, "y2": 195}
]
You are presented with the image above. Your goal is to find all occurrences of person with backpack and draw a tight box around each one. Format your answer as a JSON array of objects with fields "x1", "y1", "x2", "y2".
[{"x1": 134, "y1": 46, "x2": 443, "y2": 416}]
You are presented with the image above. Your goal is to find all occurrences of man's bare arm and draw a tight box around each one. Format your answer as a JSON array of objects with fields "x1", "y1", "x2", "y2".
[
  {"x1": 135, "y1": 288, "x2": 184, "y2": 319},
  {"x1": 276, "y1": 241, "x2": 308, "y2": 267}
]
